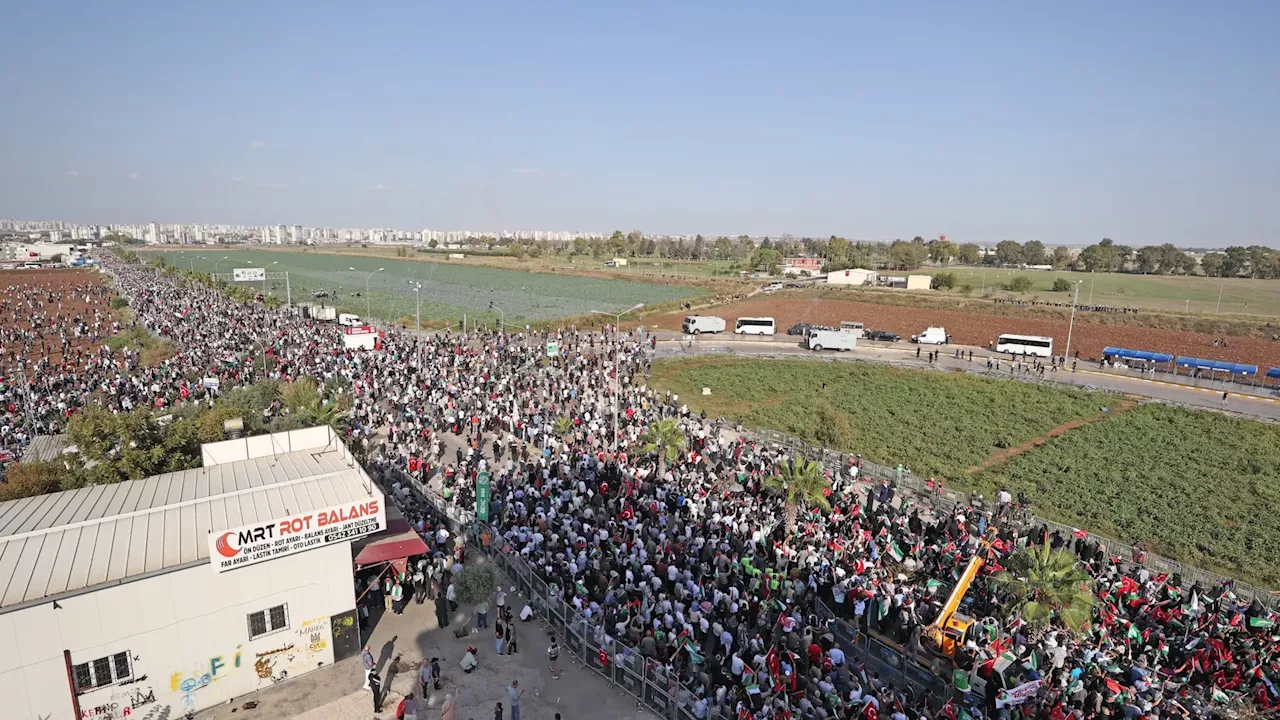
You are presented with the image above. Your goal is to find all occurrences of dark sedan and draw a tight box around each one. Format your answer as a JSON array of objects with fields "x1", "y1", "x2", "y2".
[
  {"x1": 865, "y1": 330, "x2": 900, "y2": 342},
  {"x1": 786, "y1": 323, "x2": 815, "y2": 336}
]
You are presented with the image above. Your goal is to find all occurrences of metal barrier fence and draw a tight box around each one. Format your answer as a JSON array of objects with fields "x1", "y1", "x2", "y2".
[
  {"x1": 465, "y1": 518, "x2": 738, "y2": 720},
  {"x1": 743, "y1": 425, "x2": 1279, "y2": 609}
]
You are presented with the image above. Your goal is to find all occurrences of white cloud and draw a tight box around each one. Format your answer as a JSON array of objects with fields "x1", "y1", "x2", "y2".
[
  {"x1": 365, "y1": 183, "x2": 388, "y2": 191},
  {"x1": 256, "y1": 182, "x2": 288, "y2": 190},
  {"x1": 126, "y1": 172, "x2": 139, "y2": 180},
  {"x1": 512, "y1": 168, "x2": 543, "y2": 175},
  {"x1": 65, "y1": 170, "x2": 79, "y2": 177},
  {"x1": 249, "y1": 140, "x2": 266, "y2": 148}
]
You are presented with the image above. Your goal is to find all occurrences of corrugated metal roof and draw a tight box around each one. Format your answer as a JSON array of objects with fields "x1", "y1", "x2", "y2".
[
  {"x1": 0, "y1": 448, "x2": 378, "y2": 611},
  {"x1": 23, "y1": 434, "x2": 69, "y2": 463}
]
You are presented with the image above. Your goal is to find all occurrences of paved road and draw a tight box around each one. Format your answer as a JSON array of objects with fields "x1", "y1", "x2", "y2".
[{"x1": 648, "y1": 332, "x2": 1280, "y2": 422}]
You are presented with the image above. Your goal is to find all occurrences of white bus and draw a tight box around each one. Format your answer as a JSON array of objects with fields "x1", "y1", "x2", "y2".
[
  {"x1": 996, "y1": 333, "x2": 1054, "y2": 358},
  {"x1": 734, "y1": 317, "x2": 776, "y2": 335}
]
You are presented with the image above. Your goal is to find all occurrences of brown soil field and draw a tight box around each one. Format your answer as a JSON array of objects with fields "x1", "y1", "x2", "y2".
[
  {"x1": 0, "y1": 268, "x2": 115, "y2": 368},
  {"x1": 647, "y1": 295, "x2": 1280, "y2": 371}
]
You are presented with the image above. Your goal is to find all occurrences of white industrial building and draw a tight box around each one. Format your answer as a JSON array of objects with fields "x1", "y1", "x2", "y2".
[
  {"x1": 824, "y1": 268, "x2": 878, "y2": 286},
  {"x1": 0, "y1": 427, "x2": 384, "y2": 720}
]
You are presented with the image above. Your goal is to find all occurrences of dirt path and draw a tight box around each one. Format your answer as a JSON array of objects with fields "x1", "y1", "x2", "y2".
[{"x1": 967, "y1": 397, "x2": 1137, "y2": 473}]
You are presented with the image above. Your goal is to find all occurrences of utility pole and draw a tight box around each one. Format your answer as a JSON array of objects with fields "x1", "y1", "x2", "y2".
[
  {"x1": 350, "y1": 266, "x2": 384, "y2": 321},
  {"x1": 591, "y1": 303, "x2": 644, "y2": 452},
  {"x1": 408, "y1": 281, "x2": 422, "y2": 365},
  {"x1": 489, "y1": 301, "x2": 505, "y2": 335},
  {"x1": 1216, "y1": 284, "x2": 1223, "y2": 314},
  {"x1": 1088, "y1": 271, "x2": 1095, "y2": 304},
  {"x1": 1064, "y1": 281, "x2": 1082, "y2": 368}
]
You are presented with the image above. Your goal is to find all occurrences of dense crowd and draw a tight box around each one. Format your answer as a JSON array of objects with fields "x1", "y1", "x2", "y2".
[
  {"x1": 3, "y1": 256, "x2": 1277, "y2": 720},
  {"x1": 991, "y1": 298, "x2": 1138, "y2": 315}
]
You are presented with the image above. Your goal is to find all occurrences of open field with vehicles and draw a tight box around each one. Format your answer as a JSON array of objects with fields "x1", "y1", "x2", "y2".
[
  {"x1": 140, "y1": 249, "x2": 705, "y2": 327},
  {"x1": 652, "y1": 357, "x2": 1280, "y2": 587},
  {"x1": 931, "y1": 266, "x2": 1280, "y2": 316},
  {"x1": 645, "y1": 292, "x2": 1280, "y2": 371}
]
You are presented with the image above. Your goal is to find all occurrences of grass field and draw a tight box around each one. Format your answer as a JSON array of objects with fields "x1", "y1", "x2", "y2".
[
  {"x1": 142, "y1": 249, "x2": 704, "y2": 327},
  {"x1": 651, "y1": 357, "x2": 1105, "y2": 479},
  {"x1": 970, "y1": 404, "x2": 1280, "y2": 586},
  {"x1": 652, "y1": 357, "x2": 1280, "y2": 587},
  {"x1": 932, "y1": 266, "x2": 1280, "y2": 317}
]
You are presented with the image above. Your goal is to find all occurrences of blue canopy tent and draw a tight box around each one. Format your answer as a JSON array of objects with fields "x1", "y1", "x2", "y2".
[
  {"x1": 1268, "y1": 368, "x2": 1280, "y2": 379},
  {"x1": 1174, "y1": 356, "x2": 1258, "y2": 380},
  {"x1": 1102, "y1": 346, "x2": 1174, "y2": 363}
]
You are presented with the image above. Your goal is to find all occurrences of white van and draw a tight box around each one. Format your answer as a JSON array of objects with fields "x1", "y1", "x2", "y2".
[
  {"x1": 808, "y1": 329, "x2": 857, "y2": 352},
  {"x1": 682, "y1": 315, "x2": 726, "y2": 335},
  {"x1": 734, "y1": 317, "x2": 776, "y2": 335},
  {"x1": 338, "y1": 313, "x2": 362, "y2": 327},
  {"x1": 839, "y1": 321, "x2": 865, "y2": 339},
  {"x1": 912, "y1": 327, "x2": 948, "y2": 345}
]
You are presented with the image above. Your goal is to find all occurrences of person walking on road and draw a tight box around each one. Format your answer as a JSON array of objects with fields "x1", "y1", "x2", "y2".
[
  {"x1": 362, "y1": 645, "x2": 375, "y2": 689},
  {"x1": 548, "y1": 635, "x2": 561, "y2": 679},
  {"x1": 508, "y1": 680, "x2": 524, "y2": 720}
]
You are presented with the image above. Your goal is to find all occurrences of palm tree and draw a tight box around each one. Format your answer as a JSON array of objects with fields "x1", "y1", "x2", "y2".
[
  {"x1": 553, "y1": 416, "x2": 575, "y2": 445},
  {"x1": 640, "y1": 418, "x2": 687, "y2": 473},
  {"x1": 763, "y1": 459, "x2": 832, "y2": 537},
  {"x1": 990, "y1": 542, "x2": 1096, "y2": 633},
  {"x1": 277, "y1": 377, "x2": 346, "y2": 432}
]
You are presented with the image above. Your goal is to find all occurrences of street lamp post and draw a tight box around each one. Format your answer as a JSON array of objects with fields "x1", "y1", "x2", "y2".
[
  {"x1": 1216, "y1": 284, "x2": 1223, "y2": 314},
  {"x1": 408, "y1": 281, "x2": 422, "y2": 364},
  {"x1": 350, "y1": 266, "x2": 384, "y2": 321},
  {"x1": 264, "y1": 261, "x2": 278, "y2": 299},
  {"x1": 489, "y1": 301, "x2": 505, "y2": 335},
  {"x1": 213, "y1": 255, "x2": 230, "y2": 274},
  {"x1": 590, "y1": 303, "x2": 644, "y2": 452},
  {"x1": 1064, "y1": 280, "x2": 1082, "y2": 368},
  {"x1": 1088, "y1": 270, "x2": 1095, "y2": 304}
]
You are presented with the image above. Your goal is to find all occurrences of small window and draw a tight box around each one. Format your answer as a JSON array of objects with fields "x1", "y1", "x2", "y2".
[
  {"x1": 247, "y1": 603, "x2": 290, "y2": 640},
  {"x1": 72, "y1": 651, "x2": 132, "y2": 694}
]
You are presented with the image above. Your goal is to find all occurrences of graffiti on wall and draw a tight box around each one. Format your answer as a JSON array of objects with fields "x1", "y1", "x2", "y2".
[
  {"x1": 252, "y1": 643, "x2": 294, "y2": 686},
  {"x1": 299, "y1": 616, "x2": 330, "y2": 654},
  {"x1": 329, "y1": 610, "x2": 361, "y2": 662}
]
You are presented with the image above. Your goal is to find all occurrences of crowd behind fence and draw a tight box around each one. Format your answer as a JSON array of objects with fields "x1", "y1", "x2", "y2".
[{"x1": 745, "y1": 426, "x2": 1279, "y2": 610}]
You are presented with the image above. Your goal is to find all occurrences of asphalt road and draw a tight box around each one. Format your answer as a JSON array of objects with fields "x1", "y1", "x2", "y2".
[{"x1": 648, "y1": 332, "x2": 1280, "y2": 422}]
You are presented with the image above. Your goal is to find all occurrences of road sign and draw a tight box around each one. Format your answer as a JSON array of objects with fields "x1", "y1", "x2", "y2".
[{"x1": 476, "y1": 471, "x2": 491, "y2": 522}]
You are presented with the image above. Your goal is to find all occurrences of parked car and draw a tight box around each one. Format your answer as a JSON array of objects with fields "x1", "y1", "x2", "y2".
[
  {"x1": 763, "y1": 282, "x2": 784, "y2": 293},
  {"x1": 865, "y1": 330, "x2": 900, "y2": 342},
  {"x1": 786, "y1": 323, "x2": 815, "y2": 336}
]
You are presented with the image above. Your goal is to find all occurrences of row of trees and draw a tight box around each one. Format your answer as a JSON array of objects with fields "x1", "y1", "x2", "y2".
[{"x1": 1, "y1": 377, "x2": 349, "y2": 501}]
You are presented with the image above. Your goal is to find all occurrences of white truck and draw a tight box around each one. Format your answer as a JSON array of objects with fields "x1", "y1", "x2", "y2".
[
  {"x1": 311, "y1": 306, "x2": 337, "y2": 322},
  {"x1": 839, "y1": 321, "x2": 865, "y2": 339},
  {"x1": 682, "y1": 315, "x2": 726, "y2": 335},
  {"x1": 912, "y1": 327, "x2": 948, "y2": 345},
  {"x1": 338, "y1": 312, "x2": 362, "y2": 327},
  {"x1": 808, "y1": 329, "x2": 857, "y2": 352}
]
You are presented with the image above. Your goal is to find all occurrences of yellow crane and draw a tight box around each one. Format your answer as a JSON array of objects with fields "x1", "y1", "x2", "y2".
[{"x1": 926, "y1": 553, "x2": 984, "y2": 658}]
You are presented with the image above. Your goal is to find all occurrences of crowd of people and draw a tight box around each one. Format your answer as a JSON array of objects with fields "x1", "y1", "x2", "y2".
[
  {"x1": 991, "y1": 298, "x2": 1138, "y2": 315},
  {"x1": 2, "y1": 255, "x2": 1276, "y2": 720}
]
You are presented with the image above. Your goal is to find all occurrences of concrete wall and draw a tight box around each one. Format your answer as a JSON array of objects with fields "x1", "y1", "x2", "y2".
[
  {"x1": 0, "y1": 540, "x2": 356, "y2": 720},
  {"x1": 201, "y1": 426, "x2": 346, "y2": 467},
  {"x1": 826, "y1": 269, "x2": 876, "y2": 286}
]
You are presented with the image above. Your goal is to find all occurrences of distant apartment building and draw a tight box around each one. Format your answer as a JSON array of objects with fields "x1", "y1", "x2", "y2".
[{"x1": 782, "y1": 257, "x2": 824, "y2": 276}]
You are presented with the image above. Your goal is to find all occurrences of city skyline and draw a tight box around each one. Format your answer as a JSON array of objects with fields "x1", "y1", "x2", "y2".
[{"x1": 1, "y1": 2, "x2": 1277, "y2": 247}]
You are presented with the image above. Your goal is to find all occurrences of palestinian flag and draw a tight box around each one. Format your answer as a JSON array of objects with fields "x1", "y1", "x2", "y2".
[
  {"x1": 887, "y1": 542, "x2": 905, "y2": 563},
  {"x1": 1250, "y1": 617, "x2": 1276, "y2": 630},
  {"x1": 926, "y1": 579, "x2": 947, "y2": 595}
]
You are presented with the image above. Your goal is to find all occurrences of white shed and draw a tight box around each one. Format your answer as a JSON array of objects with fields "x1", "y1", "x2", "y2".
[{"x1": 825, "y1": 268, "x2": 878, "y2": 286}]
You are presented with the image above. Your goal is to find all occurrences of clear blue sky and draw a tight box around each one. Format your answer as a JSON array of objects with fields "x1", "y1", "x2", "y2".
[{"x1": 1, "y1": 1, "x2": 1276, "y2": 247}]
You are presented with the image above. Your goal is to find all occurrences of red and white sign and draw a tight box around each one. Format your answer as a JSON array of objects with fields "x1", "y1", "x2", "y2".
[
  {"x1": 343, "y1": 325, "x2": 377, "y2": 335},
  {"x1": 208, "y1": 498, "x2": 385, "y2": 572}
]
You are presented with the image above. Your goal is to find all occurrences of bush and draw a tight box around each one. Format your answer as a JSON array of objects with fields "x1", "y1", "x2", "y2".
[
  {"x1": 1051, "y1": 278, "x2": 1073, "y2": 292},
  {"x1": 958, "y1": 284, "x2": 974, "y2": 295},
  {"x1": 456, "y1": 563, "x2": 497, "y2": 606},
  {"x1": 931, "y1": 272, "x2": 957, "y2": 290},
  {"x1": 110, "y1": 297, "x2": 129, "y2": 310},
  {"x1": 1005, "y1": 275, "x2": 1034, "y2": 293},
  {"x1": 0, "y1": 461, "x2": 67, "y2": 501}
]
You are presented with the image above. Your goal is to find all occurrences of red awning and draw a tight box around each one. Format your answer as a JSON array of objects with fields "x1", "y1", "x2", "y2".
[{"x1": 353, "y1": 530, "x2": 430, "y2": 569}]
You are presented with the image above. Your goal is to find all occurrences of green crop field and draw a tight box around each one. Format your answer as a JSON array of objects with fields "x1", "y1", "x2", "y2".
[
  {"x1": 142, "y1": 250, "x2": 703, "y2": 327},
  {"x1": 970, "y1": 404, "x2": 1280, "y2": 587},
  {"x1": 652, "y1": 357, "x2": 1280, "y2": 587},
  {"x1": 651, "y1": 357, "x2": 1105, "y2": 479},
  {"x1": 932, "y1": 266, "x2": 1280, "y2": 317}
]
